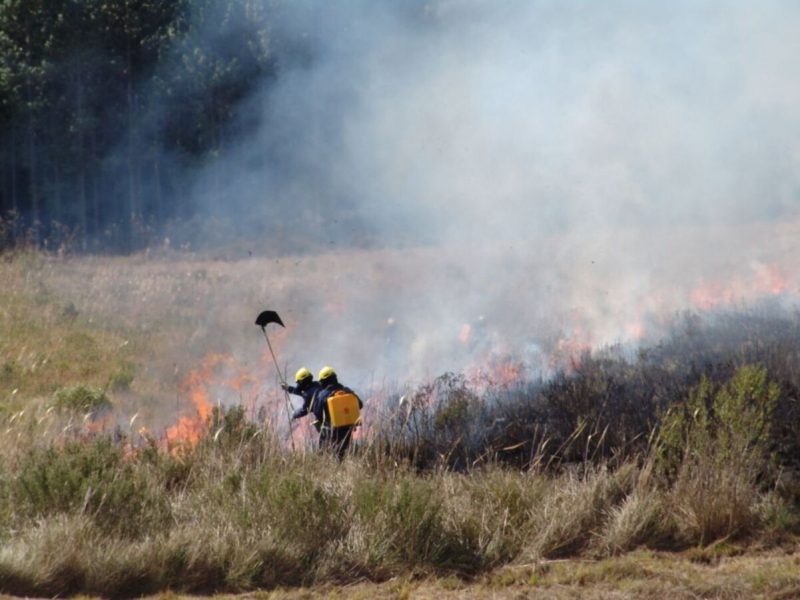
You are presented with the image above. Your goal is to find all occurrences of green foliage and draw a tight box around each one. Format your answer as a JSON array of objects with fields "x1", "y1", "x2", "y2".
[
  {"x1": 656, "y1": 365, "x2": 779, "y2": 480},
  {"x1": 106, "y1": 364, "x2": 135, "y2": 392},
  {"x1": 434, "y1": 393, "x2": 471, "y2": 431},
  {"x1": 394, "y1": 373, "x2": 483, "y2": 469},
  {"x1": 0, "y1": 462, "x2": 11, "y2": 536},
  {"x1": 351, "y1": 476, "x2": 486, "y2": 572},
  {"x1": 655, "y1": 366, "x2": 780, "y2": 544},
  {"x1": 12, "y1": 438, "x2": 170, "y2": 537},
  {"x1": 52, "y1": 384, "x2": 111, "y2": 414},
  {"x1": 0, "y1": 0, "x2": 282, "y2": 250}
]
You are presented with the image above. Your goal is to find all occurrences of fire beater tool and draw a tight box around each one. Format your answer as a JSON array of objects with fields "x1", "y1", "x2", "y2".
[{"x1": 255, "y1": 310, "x2": 295, "y2": 451}]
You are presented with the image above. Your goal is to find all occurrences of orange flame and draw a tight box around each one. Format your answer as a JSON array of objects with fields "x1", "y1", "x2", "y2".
[
  {"x1": 158, "y1": 331, "x2": 306, "y2": 454},
  {"x1": 690, "y1": 264, "x2": 790, "y2": 311},
  {"x1": 690, "y1": 280, "x2": 737, "y2": 311},
  {"x1": 550, "y1": 324, "x2": 592, "y2": 372},
  {"x1": 163, "y1": 353, "x2": 230, "y2": 451},
  {"x1": 467, "y1": 358, "x2": 524, "y2": 390},
  {"x1": 756, "y1": 264, "x2": 789, "y2": 295}
]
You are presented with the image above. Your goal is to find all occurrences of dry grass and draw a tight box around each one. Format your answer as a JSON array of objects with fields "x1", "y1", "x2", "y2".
[
  {"x1": 0, "y1": 421, "x2": 795, "y2": 597},
  {"x1": 2, "y1": 250, "x2": 800, "y2": 597},
  {"x1": 145, "y1": 549, "x2": 800, "y2": 598}
]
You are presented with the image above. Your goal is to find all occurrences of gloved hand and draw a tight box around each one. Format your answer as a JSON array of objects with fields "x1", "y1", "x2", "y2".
[{"x1": 280, "y1": 382, "x2": 289, "y2": 391}]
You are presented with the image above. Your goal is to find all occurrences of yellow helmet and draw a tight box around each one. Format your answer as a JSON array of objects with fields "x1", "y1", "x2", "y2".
[
  {"x1": 318, "y1": 366, "x2": 336, "y2": 382},
  {"x1": 294, "y1": 367, "x2": 312, "y2": 383}
]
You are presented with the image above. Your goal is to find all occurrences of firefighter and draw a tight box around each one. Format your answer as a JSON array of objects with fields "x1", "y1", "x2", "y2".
[
  {"x1": 311, "y1": 366, "x2": 362, "y2": 459},
  {"x1": 282, "y1": 367, "x2": 321, "y2": 421}
]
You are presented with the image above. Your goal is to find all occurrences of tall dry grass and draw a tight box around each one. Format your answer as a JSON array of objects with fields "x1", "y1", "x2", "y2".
[{"x1": 0, "y1": 388, "x2": 796, "y2": 597}]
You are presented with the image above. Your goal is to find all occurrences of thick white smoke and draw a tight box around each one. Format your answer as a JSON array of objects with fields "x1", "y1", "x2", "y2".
[{"x1": 191, "y1": 1, "x2": 800, "y2": 387}]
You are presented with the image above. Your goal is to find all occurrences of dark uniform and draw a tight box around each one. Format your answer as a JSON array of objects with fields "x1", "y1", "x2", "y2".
[
  {"x1": 311, "y1": 376, "x2": 363, "y2": 459},
  {"x1": 285, "y1": 379, "x2": 322, "y2": 421}
]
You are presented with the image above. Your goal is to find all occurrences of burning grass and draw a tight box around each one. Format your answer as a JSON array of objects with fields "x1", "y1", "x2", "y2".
[
  {"x1": 3, "y1": 250, "x2": 800, "y2": 596},
  {"x1": 1, "y1": 354, "x2": 799, "y2": 596}
]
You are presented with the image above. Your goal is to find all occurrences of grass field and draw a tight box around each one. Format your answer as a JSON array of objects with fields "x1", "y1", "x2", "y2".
[{"x1": 1, "y1": 249, "x2": 800, "y2": 598}]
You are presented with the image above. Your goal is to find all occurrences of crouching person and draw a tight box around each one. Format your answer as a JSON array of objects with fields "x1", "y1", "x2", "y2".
[{"x1": 312, "y1": 366, "x2": 362, "y2": 459}]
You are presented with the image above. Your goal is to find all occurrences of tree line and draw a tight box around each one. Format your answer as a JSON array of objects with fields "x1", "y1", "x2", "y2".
[{"x1": 0, "y1": 0, "x2": 298, "y2": 251}]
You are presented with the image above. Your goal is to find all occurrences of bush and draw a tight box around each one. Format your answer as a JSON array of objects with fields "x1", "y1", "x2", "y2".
[
  {"x1": 12, "y1": 438, "x2": 170, "y2": 538},
  {"x1": 106, "y1": 365, "x2": 135, "y2": 392},
  {"x1": 368, "y1": 310, "x2": 800, "y2": 473},
  {"x1": 656, "y1": 366, "x2": 779, "y2": 544},
  {"x1": 52, "y1": 385, "x2": 111, "y2": 414},
  {"x1": 377, "y1": 373, "x2": 498, "y2": 470},
  {"x1": 656, "y1": 365, "x2": 778, "y2": 481}
]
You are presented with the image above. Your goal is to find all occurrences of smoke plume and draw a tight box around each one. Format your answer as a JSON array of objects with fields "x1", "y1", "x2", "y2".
[{"x1": 185, "y1": 0, "x2": 800, "y2": 386}]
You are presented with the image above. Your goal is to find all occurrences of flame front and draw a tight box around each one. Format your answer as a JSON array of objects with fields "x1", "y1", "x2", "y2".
[
  {"x1": 139, "y1": 261, "x2": 800, "y2": 454},
  {"x1": 690, "y1": 264, "x2": 791, "y2": 311},
  {"x1": 163, "y1": 353, "x2": 228, "y2": 451}
]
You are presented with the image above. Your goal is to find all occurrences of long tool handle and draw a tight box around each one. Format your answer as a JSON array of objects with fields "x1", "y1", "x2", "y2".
[{"x1": 261, "y1": 327, "x2": 295, "y2": 451}]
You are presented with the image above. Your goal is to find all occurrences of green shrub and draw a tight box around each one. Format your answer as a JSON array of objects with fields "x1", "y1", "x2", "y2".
[
  {"x1": 460, "y1": 470, "x2": 545, "y2": 565},
  {"x1": 12, "y1": 438, "x2": 170, "y2": 538},
  {"x1": 106, "y1": 365, "x2": 135, "y2": 392},
  {"x1": 52, "y1": 385, "x2": 111, "y2": 414},
  {"x1": 656, "y1": 365, "x2": 779, "y2": 480},
  {"x1": 655, "y1": 365, "x2": 779, "y2": 544},
  {"x1": 434, "y1": 393, "x2": 471, "y2": 431},
  {"x1": 244, "y1": 464, "x2": 348, "y2": 574}
]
